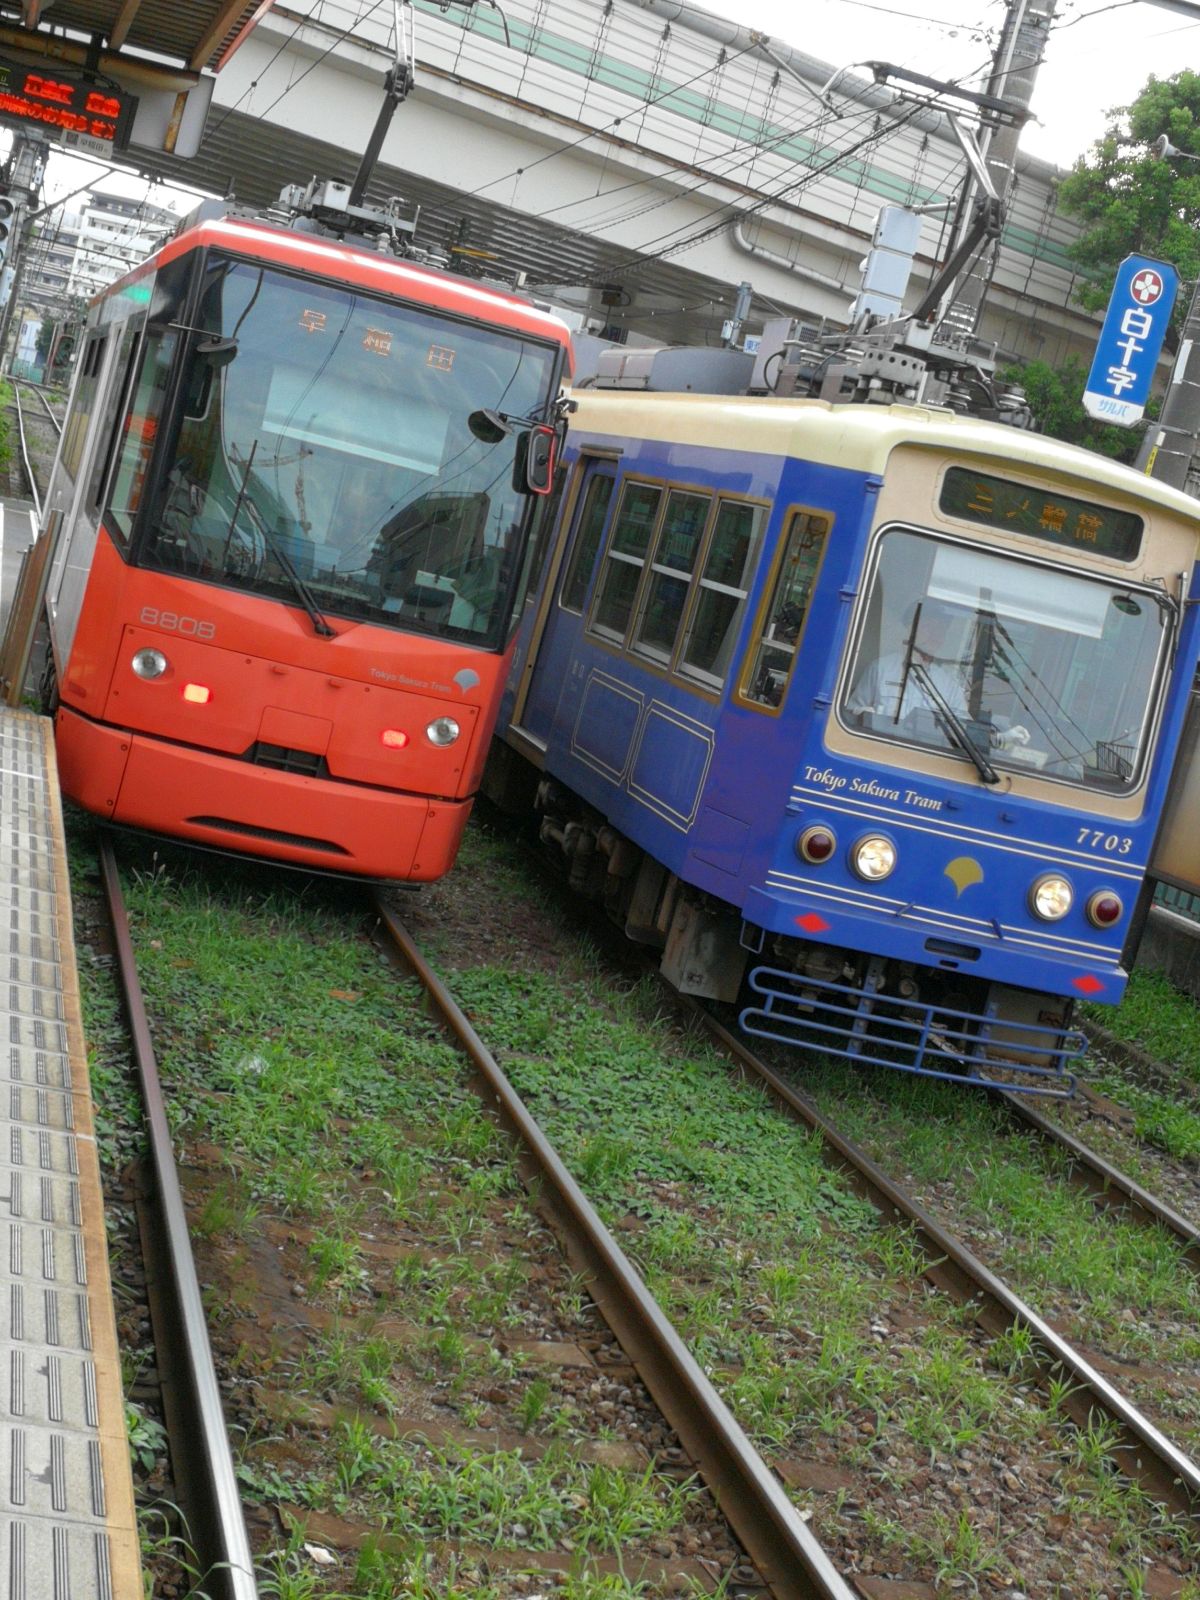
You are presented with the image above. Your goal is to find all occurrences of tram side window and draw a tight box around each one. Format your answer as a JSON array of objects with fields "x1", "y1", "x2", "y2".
[
  {"x1": 679, "y1": 499, "x2": 764, "y2": 688},
  {"x1": 590, "y1": 482, "x2": 662, "y2": 639},
  {"x1": 107, "y1": 329, "x2": 179, "y2": 541},
  {"x1": 85, "y1": 323, "x2": 142, "y2": 519},
  {"x1": 59, "y1": 334, "x2": 107, "y2": 482},
  {"x1": 740, "y1": 509, "x2": 831, "y2": 709},
  {"x1": 632, "y1": 490, "x2": 711, "y2": 662},
  {"x1": 561, "y1": 472, "x2": 616, "y2": 612}
]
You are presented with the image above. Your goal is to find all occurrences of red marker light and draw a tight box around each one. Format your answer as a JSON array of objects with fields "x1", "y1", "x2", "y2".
[
  {"x1": 1086, "y1": 891, "x2": 1124, "y2": 929},
  {"x1": 380, "y1": 728, "x2": 409, "y2": 749},
  {"x1": 797, "y1": 826, "x2": 837, "y2": 865},
  {"x1": 181, "y1": 683, "x2": 212, "y2": 704}
]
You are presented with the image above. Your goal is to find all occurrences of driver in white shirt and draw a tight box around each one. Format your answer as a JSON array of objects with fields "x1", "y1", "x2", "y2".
[{"x1": 849, "y1": 598, "x2": 1030, "y2": 750}]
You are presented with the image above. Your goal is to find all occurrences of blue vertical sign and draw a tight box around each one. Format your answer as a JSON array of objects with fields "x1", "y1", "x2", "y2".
[{"x1": 1083, "y1": 255, "x2": 1178, "y2": 427}]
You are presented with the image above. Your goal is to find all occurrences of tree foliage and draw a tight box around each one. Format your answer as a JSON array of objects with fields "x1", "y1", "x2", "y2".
[
  {"x1": 1057, "y1": 70, "x2": 1200, "y2": 319},
  {"x1": 1001, "y1": 356, "x2": 1152, "y2": 464}
]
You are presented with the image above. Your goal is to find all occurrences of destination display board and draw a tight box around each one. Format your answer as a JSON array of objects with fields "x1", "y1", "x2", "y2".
[
  {"x1": 0, "y1": 57, "x2": 136, "y2": 151},
  {"x1": 939, "y1": 466, "x2": 1143, "y2": 561}
]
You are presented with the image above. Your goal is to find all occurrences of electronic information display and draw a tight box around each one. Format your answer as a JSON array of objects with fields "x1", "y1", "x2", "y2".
[{"x1": 0, "y1": 58, "x2": 136, "y2": 151}]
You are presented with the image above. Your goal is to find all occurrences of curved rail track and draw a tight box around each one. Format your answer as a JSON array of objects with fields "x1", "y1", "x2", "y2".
[
  {"x1": 10, "y1": 380, "x2": 41, "y2": 519},
  {"x1": 7, "y1": 376, "x2": 62, "y2": 518},
  {"x1": 78, "y1": 831, "x2": 1200, "y2": 1597},
  {"x1": 997, "y1": 1086, "x2": 1200, "y2": 1269},
  {"x1": 682, "y1": 1000, "x2": 1200, "y2": 1517},
  {"x1": 98, "y1": 839, "x2": 258, "y2": 1600}
]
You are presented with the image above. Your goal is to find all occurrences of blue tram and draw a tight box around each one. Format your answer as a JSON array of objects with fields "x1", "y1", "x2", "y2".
[{"x1": 486, "y1": 389, "x2": 1200, "y2": 1095}]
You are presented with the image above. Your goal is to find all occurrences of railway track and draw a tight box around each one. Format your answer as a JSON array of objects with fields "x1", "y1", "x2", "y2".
[
  {"x1": 79, "y1": 827, "x2": 1200, "y2": 1595},
  {"x1": 996, "y1": 1084, "x2": 1200, "y2": 1269},
  {"x1": 687, "y1": 1003, "x2": 1200, "y2": 1517},
  {"x1": 7, "y1": 376, "x2": 62, "y2": 515},
  {"x1": 97, "y1": 840, "x2": 258, "y2": 1600},
  {"x1": 376, "y1": 889, "x2": 1200, "y2": 1586},
  {"x1": 92, "y1": 840, "x2": 847, "y2": 1598},
  {"x1": 373, "y1": 894, "x2": 853, "y2": 1600}
]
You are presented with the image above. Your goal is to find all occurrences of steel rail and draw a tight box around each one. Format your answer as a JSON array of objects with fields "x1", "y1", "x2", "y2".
[
  {"x1": 24, "y1": 377, "x2": 64, "y2": 436},
  {"x1": 997, "y1": 1088, "x2": 1200, "y2": 1272},
  {"x1": 10, "y1": 380, "x2": 41, "y2": 520},
  {"x1": 373, "y1": 895, "x2": 856, "y2": 1600},
  {"x1": 99, "y1": 840, "x2": 259, "y2": 1600},
  {"x1": 688, "y1": 1001, "x2": 1200, "y2": 1517}
]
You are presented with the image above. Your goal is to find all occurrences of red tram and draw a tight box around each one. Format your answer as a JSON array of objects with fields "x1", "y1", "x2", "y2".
[{"x1": 39, "y1": 210, "x2": 572, "y2": 880}]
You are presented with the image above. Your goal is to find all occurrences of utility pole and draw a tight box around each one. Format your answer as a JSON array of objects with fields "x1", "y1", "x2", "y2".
[
  {"x1": 0, "y1": 130, "x2": 50, "y2": 372},
  {"x1": 1128, "y1": 133, "x2": 1200, "y2": 489},
  {"x1": 938, "y1": 0, "x2": 1058, "y2": 341}
]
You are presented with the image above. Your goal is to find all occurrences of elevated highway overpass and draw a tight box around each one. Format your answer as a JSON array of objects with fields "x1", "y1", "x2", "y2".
[{"x1": 8, "y1": 0, "x2": 1101, "y2": 360}]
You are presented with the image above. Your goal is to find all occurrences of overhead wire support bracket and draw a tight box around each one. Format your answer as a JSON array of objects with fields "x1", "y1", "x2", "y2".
[{"x1": 864, "y1": 61, "x2": 1033, "y2": 127}]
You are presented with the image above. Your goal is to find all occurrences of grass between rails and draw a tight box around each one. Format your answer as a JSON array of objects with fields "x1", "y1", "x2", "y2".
[
  {"x1": 1079, "y1": 970, "x2": 1200, "y2": 1161},
  {"x1": 790, "y1": 1065, "x2": 1200, "y2": 1439},
  {"x1": 420, "y1": 826, "x2": 1200, "y2": 1596},
  {"x1": 69, "y1": 825, "x2": 712, "y2": 1600},
  {"x1": 72, "y1": 808, "x2": 1200, "y2": 1597}
]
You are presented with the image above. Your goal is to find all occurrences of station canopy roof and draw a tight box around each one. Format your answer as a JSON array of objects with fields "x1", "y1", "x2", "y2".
[{"x1": 0, "y1": 1, "x2": 267, "y2": 73}]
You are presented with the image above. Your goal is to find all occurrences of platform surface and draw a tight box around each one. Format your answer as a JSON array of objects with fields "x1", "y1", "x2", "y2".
[{"x1": 0, "y1": 708, "x2": 141, "y2": 1599}]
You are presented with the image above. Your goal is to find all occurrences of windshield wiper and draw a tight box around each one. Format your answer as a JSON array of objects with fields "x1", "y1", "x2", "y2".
[
  {"x1": 254, "y1": 510, "x2": 336, "y2": 638},
  {"x1": 226, "y1": 442, "x2": 335, "y2": 639},
  {"x1": 911, "y1": 661, "x2": 1000, "y2": 785}
]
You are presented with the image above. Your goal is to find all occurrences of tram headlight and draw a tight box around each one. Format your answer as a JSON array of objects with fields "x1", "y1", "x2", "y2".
[
  {"x1": 851, "y1": 833, "x2": 896, "y2": 881},
  {"x1": 131, "y1": 648, "x2": 168, "y2": 680},
  {"x1": 1030, "y1": 873, "x2": 1073, "y2": 921},
  {"x1": 426, "y1": 716, "x2": 460, "y2": 747},
  {"x1": 1086, "y1": 889, "x2": 1124, "y2": 929}
]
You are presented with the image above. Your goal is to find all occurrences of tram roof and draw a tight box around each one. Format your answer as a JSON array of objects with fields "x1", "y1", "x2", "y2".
[
  {"x1": 4, "y1": 1, "x2": 268, "y2": 73},
  {"x1": 101, "y1": 215, "x2": 574, "y2": 348},
  {"x1": 565, "y1": 388, "x2": 1200, "y2": 523}
]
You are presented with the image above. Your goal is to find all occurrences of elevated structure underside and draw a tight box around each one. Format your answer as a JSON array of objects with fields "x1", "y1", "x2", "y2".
[{"x1": 2, "y1": 0, "x2": 1103, "y2": 357}]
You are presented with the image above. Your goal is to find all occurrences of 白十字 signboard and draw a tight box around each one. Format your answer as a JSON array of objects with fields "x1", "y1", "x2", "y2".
[{"x1": 1083, "y1": 256, "x2": 1179, "y2": 427}]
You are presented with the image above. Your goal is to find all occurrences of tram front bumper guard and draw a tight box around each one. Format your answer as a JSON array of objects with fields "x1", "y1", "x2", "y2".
[{"x1": 740, "y1": 964, "x2": 1083, "y2": 1097}]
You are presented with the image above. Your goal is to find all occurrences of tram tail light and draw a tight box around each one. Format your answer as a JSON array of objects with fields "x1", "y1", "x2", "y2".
[
  {"x1": 181, "y1": 683, "x2": 212, "y2": 704},
  {"x1": 1086, "y1": 890, "x2": 1124, "y2": 929},
  {"x1": 381, "y1": 728, "x2": 409, "y2": 749}
]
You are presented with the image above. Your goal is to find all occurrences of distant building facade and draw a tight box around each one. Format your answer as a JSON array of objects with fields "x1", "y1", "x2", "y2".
[{"x1": 11, "y1": 190, "x2": 175, "y2": 378}]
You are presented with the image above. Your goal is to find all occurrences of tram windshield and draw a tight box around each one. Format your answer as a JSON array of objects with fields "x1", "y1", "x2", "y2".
[
  {"x1": 840, "y1": 527, "x2": 1172, "y2": 792},
  {"x1": 136, "y1": 258, "x2": 560, "y2": 645}
]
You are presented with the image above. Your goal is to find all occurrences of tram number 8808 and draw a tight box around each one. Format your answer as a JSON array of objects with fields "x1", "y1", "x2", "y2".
[{"x1": 139, "y1": 607, "x2": 216, "y2": 640}]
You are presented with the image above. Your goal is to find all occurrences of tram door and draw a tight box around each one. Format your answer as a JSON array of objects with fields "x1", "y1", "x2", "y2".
[{"x1": 511, "y1": 457, "x2": 616, "y2": 747}]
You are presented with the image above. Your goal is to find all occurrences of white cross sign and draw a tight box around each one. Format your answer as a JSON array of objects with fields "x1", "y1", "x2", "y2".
[{"x1": 1083, "y1": 255, "x2": 1178, "y2": 427}]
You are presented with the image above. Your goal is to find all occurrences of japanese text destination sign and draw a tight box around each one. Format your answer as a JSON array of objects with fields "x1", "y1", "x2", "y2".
[
  {"x1": 0, "y1": 58, "x2": 136, "y2": 151},
  {"x1": 1083, "y1": 255, "x2": 1178, "y2": 427}
]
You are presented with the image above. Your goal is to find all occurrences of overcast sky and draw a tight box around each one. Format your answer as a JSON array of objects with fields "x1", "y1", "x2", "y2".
[{"x1": 729, "y1": 0, "x2": 1199, "y2": 167}]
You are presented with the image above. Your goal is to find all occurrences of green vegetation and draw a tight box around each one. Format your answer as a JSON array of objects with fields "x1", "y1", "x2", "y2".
[
  {"x1": 73, "y1": 814, "x2": 1200, "y2": 1594},
  {"x1": 1086, "y1": 969, "x2": 1200, "y2": 1088},
  {"x1": 73, "y1": 828, "x2": 705, "y2": 1596},
  {"x1": 0, "y1": 379, "x2": 13, "y2": 472},
  {"x1": 1057, "y1": 70, "x2": 1200, "y2": 319},
  {"x1": 1001, "y1": 355, "x2": 1149, "y2": 462},
  {"x1": 1076, "y1": 966, "x2": 1200, "y2": 1159}
]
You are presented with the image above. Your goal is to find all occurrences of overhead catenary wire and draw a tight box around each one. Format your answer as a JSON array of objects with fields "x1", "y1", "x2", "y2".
[{"x1": 590, "y1": 35, "x2": 1005, "y2": 284}]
